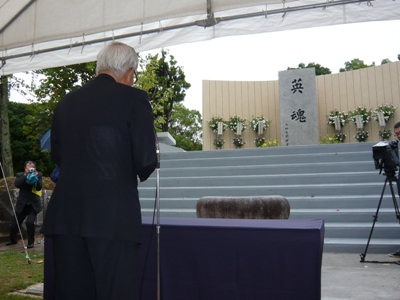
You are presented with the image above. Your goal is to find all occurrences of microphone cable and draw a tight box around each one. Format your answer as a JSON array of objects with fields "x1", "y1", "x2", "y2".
[
  {"x1": 139, "y1": 188, "x2": 158, "y2": 300},
  {"x1": 139, "y1": 131, "x2": 161, "y2": 299}
]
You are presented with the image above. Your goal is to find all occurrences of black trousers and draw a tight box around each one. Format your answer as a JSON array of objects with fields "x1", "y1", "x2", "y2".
[
  {"x1": 50, "y1": 235, "x2": 140, "y2": 300},
  {"x1": 9, "y1": 204, "x2": 37, "y2": 244}
]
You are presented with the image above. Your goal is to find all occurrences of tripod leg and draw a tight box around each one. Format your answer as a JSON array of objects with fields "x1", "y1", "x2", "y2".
[
  {"x1": 360, "y1": 178, "x2": 387, "y2": 262},
  {"x1": 388, "y1": 181, "x2": 400, "y2": 222}
]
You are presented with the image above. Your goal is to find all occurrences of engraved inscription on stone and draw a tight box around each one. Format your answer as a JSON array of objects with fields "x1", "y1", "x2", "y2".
[{"x1": 279, "y1": 68, "x2": 319, "y2": 146}]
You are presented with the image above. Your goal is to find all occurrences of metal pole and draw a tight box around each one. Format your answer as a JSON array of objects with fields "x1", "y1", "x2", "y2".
[{"x1": 155, "y1": 139, "x2": 161, "y2": 300}]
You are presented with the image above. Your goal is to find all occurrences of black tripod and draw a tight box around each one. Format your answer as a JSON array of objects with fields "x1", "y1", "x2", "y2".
[{"x1": 360, "y1": 175, "x2": 400, "y2": 265}]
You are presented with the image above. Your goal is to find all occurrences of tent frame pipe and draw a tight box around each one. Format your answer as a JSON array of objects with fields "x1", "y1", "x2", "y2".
[{"x1": 0, "y1": 0, "x2": 37, "y2": 35}]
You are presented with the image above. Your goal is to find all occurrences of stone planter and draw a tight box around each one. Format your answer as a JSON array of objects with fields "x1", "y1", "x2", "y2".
[
  {"x1": 196, "y1": 195, "x2": 290, "y2": 219},
  {"x1": 0, "y1": 189, "x2": 53, "y2": 234}
]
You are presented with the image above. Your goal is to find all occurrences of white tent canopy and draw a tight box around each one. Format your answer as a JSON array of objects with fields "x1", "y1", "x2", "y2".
[{"x1": 1, "y1": 0, "x2": 399, "y2": 75}]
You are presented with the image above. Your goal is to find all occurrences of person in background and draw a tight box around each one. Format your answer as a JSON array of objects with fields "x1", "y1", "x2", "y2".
[
  {"x1": 388, "y1": 121, "x2": 400, "y2": 258},
  {"x1": 41, "y1": 41, "x2": 157, "y2": 299},
  {"x1": 6, "y1": 160, "x2": 42, "y2": 248}
]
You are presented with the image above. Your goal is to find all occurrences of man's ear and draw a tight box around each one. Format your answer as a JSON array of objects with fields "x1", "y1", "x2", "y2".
[{"x1": 122, "y1": 68, "x2": 134, "y2": 86}]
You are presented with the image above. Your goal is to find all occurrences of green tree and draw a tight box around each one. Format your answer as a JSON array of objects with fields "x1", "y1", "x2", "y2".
[
  {"x1": 137, "y1": 49, "x2": 191, "y2": 132},
  {"x1": 381, "y1": 58, "x2": 391, "y2": 65},
  {"x1": 169, "y1": 103, "x2": 202, "y2": 151},
  {"x1": 339, "y1": 58, "x2": 375, "y2": 72},
  {"x1": 287, "y1": 62, "x2": 331, "y2": 76},
  {"x1": 0, "y1": 75, "x2": 14, "y2": 177},
  {"x1": 23, "y1": 62, "x2": 96, "y2": 148},
  {"x1": 5, "y1": 102, "x2": 54, "y2": 175}
]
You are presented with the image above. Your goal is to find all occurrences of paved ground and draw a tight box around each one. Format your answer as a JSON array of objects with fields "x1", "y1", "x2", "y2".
[
  {"x1": 321, "y1": 252, "x2": 400, "y2": 299},
  {"x1": 2, "y1": 239, "x2": 400, "y2": 299}
]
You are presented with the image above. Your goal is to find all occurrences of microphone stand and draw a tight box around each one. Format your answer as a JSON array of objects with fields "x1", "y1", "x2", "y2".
[{"x1": 155, "y1": 136, "x2": 161, "y2": 300}]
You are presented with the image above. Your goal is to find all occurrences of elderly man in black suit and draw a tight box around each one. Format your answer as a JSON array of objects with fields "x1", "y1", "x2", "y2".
[
  {"x1": 6, "y1": 160, "x2": 42, "y2": 248},
  {"x1": 41, "y1": 41, "x2": 158, "y2": 300}
]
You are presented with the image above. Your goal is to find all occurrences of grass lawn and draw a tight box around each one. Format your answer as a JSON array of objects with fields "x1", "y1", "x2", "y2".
[{"x1": 0, "y1": 251, "x2": 44, "y2": 299}]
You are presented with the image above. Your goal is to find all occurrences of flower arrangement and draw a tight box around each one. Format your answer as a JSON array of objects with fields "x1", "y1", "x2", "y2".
[
  {"x1": 320, "y1": 134, "x2": 341, "y2": 144},
  {"x1": 255, "y1": 137, "x2": 265, "y2": 147},
  {"x1": 327, "y1": 109, "x2": 349, "y2": 128},
  {"x1": 209, "y1": 116, "x2": 227, "y2": 134},
  {"x1": 320, "y1": 133, "x2": 346, "y2": 144},
  {"x1": 233, "y1": 137, "x2": 246, "y2": 149},
  {"x1": 250, "y1": 116, "x2": 271, "y2": 133},
  {"x1": 333, "y1": 132, "x2": 346, "y2": 143},
  {"x1": 378, "y1": 129, "x2": 392, "y2": 140},
  {"x1": 373, "y1": 104, "x2": 397, "y2": 123},
  {"x1": 261, "y1": 139, "x2": 279, "y2": 147},
  {"x1": 354, "y1": 130, "x2": 369, "y2": 142},
  {"x1": 349, "y1": 106, "x2": 371, "y2": 126},
  {"x1": 228, "y1": 115, "x2": 247, "y2": 134},
  {"x1": 213, "y1": 137, "x2": 225, "y2": 149}
]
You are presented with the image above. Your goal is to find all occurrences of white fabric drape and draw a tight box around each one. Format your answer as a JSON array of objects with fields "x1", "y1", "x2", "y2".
[{"x1": 1, "y1": 0, "x2": 399, "y2": 74}]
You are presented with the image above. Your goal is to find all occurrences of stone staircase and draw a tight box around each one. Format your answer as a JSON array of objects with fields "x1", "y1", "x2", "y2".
[{"x1": 138, "y1": 142, "x2": 400, "y2": 254}]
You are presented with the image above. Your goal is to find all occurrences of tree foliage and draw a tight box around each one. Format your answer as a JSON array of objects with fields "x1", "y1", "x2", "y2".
[
  {"x1": 169, "y1": 103, "x2": 202, "y2": 151},
  {"x1": 381, "y1": 58, "x2": 391, "y2": 65},
  {"x1": 287, "y1": 62, "x2": 332, "y2": 76},
  {"x1": 23, "y1": 63, "x2": 96, "y2": 148},
  {"x1": 339, "y1": 58, "x2": 375, "y2": 72},
  {"x1": 136, "y1": 49, "x2": 191, "y2": 132},
  {"x1": 0, "y1": 75, "x2": 14, "y2": 177},
  {"x1": 5, "y1": 102, "x2": 54, "y2": 175},
  {"x1": 3, "y1": 50, "x2": 199, "y2": 176}
]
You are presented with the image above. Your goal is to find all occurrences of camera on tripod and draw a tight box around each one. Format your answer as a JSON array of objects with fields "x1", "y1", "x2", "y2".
[
  {"x1": 372, "y1": 140, "x2": 400, "y2": 178},
  {"x1": 362, "y1": 139, "x2": 400, "y2": 263}
]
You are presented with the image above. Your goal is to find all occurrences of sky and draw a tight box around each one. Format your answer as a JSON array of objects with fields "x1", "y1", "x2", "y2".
[
  {"x1": 145, "y1": 19, "x2": 400, "y2": 113},
  {"x1": 10, "y1": 19, "x2": 400, "y2": 114}
]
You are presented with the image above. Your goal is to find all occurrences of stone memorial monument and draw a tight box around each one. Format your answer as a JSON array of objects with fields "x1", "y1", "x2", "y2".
[{"x1": 279, "y1": 68, "x2": 319, "y2": 146}]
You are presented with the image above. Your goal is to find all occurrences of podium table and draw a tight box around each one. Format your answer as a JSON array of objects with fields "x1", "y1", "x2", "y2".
[{"x1": 44, "y1": 217, "x2": 324, "y2": 300}]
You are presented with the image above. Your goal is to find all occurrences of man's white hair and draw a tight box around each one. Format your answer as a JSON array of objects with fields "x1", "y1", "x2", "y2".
[{"x1": 96, "y1": 42, "x2": 138, "y2": 77}]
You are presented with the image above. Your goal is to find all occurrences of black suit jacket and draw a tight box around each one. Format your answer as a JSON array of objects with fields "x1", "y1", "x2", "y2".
[
  {"x1": 14, "y1": 172, "x2": 43, "y2": 214},
  {"x1": 41, "y1": 74, "x2": 157, "y2": 243}
]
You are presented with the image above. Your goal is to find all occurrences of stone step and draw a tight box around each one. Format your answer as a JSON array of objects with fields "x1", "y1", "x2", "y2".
[
  {"x1": 140, "y1": 195, "x2": 400, "y2": 210},
  {"x1": 290, "y1": 208, "x2": 400, "y2": 223},
  {"x1": 140, "y1": 207, "x2": 400, "y2": 223},
  {"x1": 287, "y1": 195, "x2": 399, "y2": 209},
  {"x1": 323, "y1": 238, "x2": 400, "y2": 253},
  {"x1": 139, "y1": 183, "x2": 388, "y2": 198},
  {"x1": 141, "y1": 209, "x2": 196, "y2": 218},
  {"x1": 140, "y1": 172, "x2": 381, "y2": 188},
  {"x1": 147, "y1": 161, "x2": 375, "y2": 177},
  {"x1": 143, "y1": 142, "x2": 399, "y2": 253},
  {"x1": 160, "y1": 142, "x2": 376, "y2": 159},
  {"x1": 160, "y1": 151, "x2": 372, "y2": 168},
  {"x1": 324, "y1": 223, "x2": 400, "y2": 239}
]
